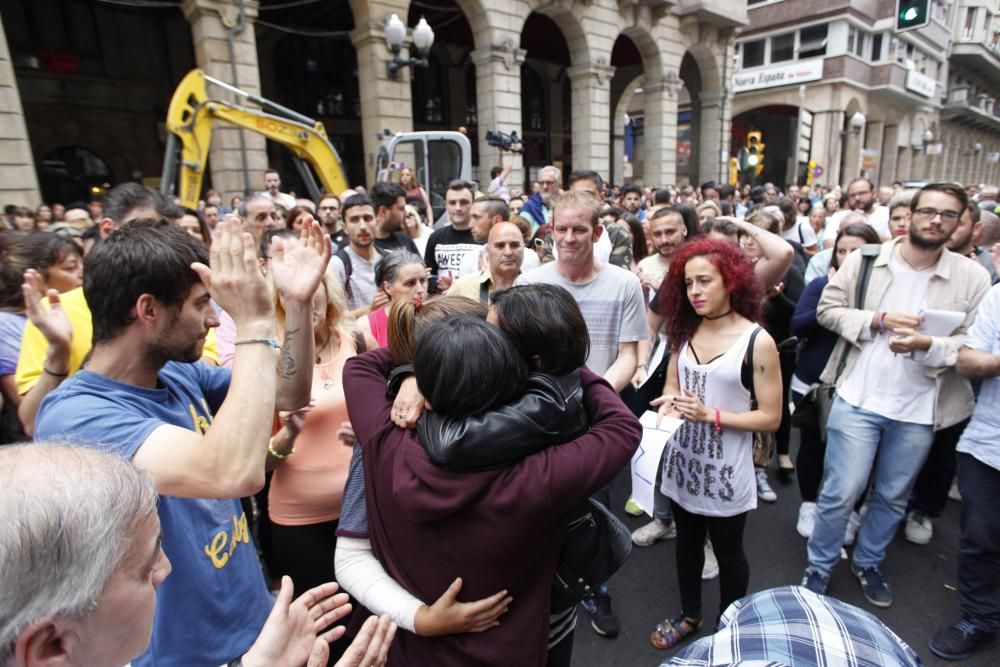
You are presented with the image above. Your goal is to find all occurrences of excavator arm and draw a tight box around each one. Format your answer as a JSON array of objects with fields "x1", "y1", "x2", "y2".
[{"x1": 162, "y1": 69, "x2": 349, "y2": 209}]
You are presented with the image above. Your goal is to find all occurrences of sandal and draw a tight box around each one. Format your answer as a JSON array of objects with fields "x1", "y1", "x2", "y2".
[{"x1": 650, "y1": 615, "x2": 702, "y2": 649}]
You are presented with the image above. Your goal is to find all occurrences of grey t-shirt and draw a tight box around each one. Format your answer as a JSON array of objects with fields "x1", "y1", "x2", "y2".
[
  {"x1": 327, "y1": 246, "x2": 381, "y2": 311},
  {"x1": 516, "y1": 262, "x2": 646, "y2": 376}
]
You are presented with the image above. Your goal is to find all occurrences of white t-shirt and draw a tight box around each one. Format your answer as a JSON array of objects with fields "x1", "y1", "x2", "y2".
[
  {"x1": 823, "y1": 206, "x2": 890, "y2": 243},
  {"x1": 516, "y1": 261, "x2": 646, "y2": 376},
  {"x1": 837, "y1": 251, "x2": 935, "y2": 424},
  {"x1": 782, "y1": 220, "x2": 818, "y2": 248},
  {"x1": 661, "y1": 325, "x2": 759, "y2": 517},
  {"x1": 637, "y1": 253, "x2": 671, "y2": 288},
  {"x1": 956, "y1": 284, "x2": 1000, "y2": 471}
]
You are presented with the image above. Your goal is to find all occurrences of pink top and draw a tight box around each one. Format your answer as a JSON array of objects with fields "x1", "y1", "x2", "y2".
[
  {"x1": 268, "y1": 329, "x2": 357, "y2": 525},
  {"x1": 368, "y1": 306, "x2": 389, "y2": 348}
]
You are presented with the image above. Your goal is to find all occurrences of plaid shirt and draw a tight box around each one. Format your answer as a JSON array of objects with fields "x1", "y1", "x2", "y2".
[{"x1": 664, "y1": 586, "x2": 922, "y2": 666}]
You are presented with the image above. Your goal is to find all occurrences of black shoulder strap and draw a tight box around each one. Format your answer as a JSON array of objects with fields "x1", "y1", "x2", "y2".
[
  {"x1": 336, "y1": 248, "x2": 353, "y2": 300},
  {"x1": 832, "y1": 249, "x2": 878, "y2": 380},
  {"x1": 479, "y1": 280, "x2": 491, "y2": 308},
  {"x1": 743, "y1": 326, "x2": 763, "y2": 403}
]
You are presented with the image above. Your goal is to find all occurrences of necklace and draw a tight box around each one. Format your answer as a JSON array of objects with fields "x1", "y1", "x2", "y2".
[
  {"x1": 703, "y1": 309, "x2": 733, "y2": 321},
  {"x1": 897, "y1": 245, "x2": 938, "y2": 272}
]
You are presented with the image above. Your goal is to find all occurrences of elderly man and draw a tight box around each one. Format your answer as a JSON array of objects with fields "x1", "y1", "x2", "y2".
[
  {"x1": 519, "y1": 165, "x2": 561, "y2": 233},
  {"x1": 238, "y1": 195, "x2": 283, "y2": 250},
  {"x1": 447, "y1": 221, "x2": 524, "y2": 306},
  {"x1": 33, "y1": 217, "x2": 330, "y2": 665},
  {"x1": 457, "y1": 197, "x2": 512, "y2": 277},
  {"x1": 0, "y1": 443, "x2": 395, "y2": 667}
]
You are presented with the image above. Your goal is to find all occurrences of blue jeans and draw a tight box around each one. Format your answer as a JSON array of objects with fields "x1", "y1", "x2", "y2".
[{"x1": 807, "y1": 396, "x2": 934, "y2": 576}]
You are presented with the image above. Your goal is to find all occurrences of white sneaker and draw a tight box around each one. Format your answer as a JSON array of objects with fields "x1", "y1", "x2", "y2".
[
  {"x1": 905, "y1": 510, "x2": 933, "y2": 545},
  {"x1": 949, "y1": 478, "x2": 962, "y2": 502},
  {"x1": 756, "y1": 468, "x2": 777, "y2": 503},
  {"x1": 631, "y1": 518, "x2": 677, "y2": 547},
  {"x1": 702, "y1": 541, "x2": 719, "y2": 580},
  {"x1": 797, "y1": 502, "x2": 817, "y2": 538},
  {"x1": 844, "y1": 511, "x2": 862, "y2": 546}
]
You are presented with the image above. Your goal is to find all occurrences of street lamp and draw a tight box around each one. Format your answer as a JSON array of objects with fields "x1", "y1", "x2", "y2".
[
  {"x1": 922, "y1": 129, "x2": 934, "y2": 154},
  {"x1": 848, "y1": 112, "x2": 866, "y2": 135},
  {"x1": 384, "y1": 14, "x2": 435, "y2": 80}
]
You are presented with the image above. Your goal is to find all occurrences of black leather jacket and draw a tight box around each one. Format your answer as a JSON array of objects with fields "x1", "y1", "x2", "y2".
[{"x1": 417, "y1": 370, "x2": 588, "y2": 472}]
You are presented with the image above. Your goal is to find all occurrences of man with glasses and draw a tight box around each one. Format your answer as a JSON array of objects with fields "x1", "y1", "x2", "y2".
[
  {"x1": 317, "y1": 195, "x2": 344, "y2": 245},
  {"x1": 519, "y1": 165, "x2": 562, "y2": 234},
  {"x1": 801, "y1": 183, "x2": 991, "y2": 609}
]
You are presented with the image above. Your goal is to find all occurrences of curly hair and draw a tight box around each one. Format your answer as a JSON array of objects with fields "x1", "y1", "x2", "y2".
[{"x1": 658, "y1": 238, "x2": 762, "y2": 347}]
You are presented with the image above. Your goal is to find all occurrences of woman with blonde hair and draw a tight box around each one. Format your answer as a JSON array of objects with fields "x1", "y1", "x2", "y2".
[
  {"x1": 695, "y1": 200, "x2": 723, "y2": 226},
  {"x1": 265, "y1": 271, "x2": 367, "y2": 660}
]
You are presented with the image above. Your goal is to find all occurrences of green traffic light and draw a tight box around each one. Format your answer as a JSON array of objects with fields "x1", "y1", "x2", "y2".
[{"x1": 902, "y1": 7, "x2": 918, "y2": 20}]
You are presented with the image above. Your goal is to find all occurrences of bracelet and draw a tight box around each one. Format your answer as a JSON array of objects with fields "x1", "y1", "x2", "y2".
[
  {"x1": 268, "y1": 442, "x2": 294, "y2": 460},
  {"x1": 713, "y1": 408, "x2": 722, "y2": 433},
  {"x1": 235, "y1": 337, "x2": 284, "y2": 353},
  {"x1": 43, "y1": 365, "x2": 69, "y2": 378}
]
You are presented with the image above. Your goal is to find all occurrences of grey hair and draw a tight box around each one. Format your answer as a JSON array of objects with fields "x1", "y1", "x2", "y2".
[
  {"x1": 0, "y1": 443, "x2": 158, "y2": 664},
  {"x1": 237, "y1": 194, "x2": 272, "y2": 218},
  {"x1": 374, "y1": 250, "x2": 425, "y2": 289},
  {"x1": 889, "y1": 189, "x2": 919, "y2": 212},
  {"x1": 539, "y1": 165, "x2": 561, "y2": 182}
]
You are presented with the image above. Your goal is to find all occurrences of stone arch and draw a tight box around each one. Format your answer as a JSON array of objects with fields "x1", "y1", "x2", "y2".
[
  {"x1": 520, "y1": 0, "x2": 590, "y2": 66},
  {"x1": 619, "y1": 25, "x2": 663, "y2": 82},
  {"x1": 611, "y1": 74, "x2": 642, "y2": 184}
]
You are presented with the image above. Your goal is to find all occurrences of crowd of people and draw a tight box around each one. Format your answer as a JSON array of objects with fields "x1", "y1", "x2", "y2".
[{"x1": 1, "y1": 162, "x2": 999, "y2": 667}]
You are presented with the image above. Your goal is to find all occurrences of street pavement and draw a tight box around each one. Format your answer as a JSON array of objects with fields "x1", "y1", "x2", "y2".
[{"x1": 571, "y1": 435, "x2": 995, "y2": 666}]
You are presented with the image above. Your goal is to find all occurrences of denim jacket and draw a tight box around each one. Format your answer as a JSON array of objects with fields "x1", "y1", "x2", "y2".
[{"x1": 817, "y1": 237, "x2": 991, "y2": 429}]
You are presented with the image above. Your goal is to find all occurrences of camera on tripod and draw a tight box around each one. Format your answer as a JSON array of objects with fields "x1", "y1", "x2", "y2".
[{"x1": 485, "y1": 130, "x2": 523, "y2": 154}]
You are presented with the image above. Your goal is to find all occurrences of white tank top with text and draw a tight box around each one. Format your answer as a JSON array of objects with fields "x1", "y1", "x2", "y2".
[{"x1": 660, "y1": 324, "x2": 759, "y2": 517}]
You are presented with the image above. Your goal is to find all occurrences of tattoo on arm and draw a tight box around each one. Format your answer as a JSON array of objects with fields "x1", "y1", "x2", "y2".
[{"x1": 278, "y1": 328, "x2": 298, "y2": 379}]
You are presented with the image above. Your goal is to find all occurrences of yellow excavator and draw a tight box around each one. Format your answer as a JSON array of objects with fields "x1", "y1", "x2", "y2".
[{"x1": 161, "y1": 68, "x2": 472, "y2": 217}]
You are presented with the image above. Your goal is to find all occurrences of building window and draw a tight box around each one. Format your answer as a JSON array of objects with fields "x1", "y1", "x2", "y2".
[
  {"x1": 964, "y1": 7, "x2": 976, "y2": 39},
  {"x1": 870, "y1": 33, "x2": 883, "y2": 62},
  {"x1": 798, "y1": 24, "x2": 828, "y2": 59},
  {"x1": 742, "y1": 39, "x2": 765, "y2": 68},
  {"x1": 771, "y1": 32, "x2": 795, "y2": 62},
  {"x1": 853, "y1": 31, "x2": 866, "y2": 58}
]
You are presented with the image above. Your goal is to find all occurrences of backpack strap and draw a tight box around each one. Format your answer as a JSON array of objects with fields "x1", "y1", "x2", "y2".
[
  {"x1": 336, "y1": 248, "x2": 353, "y2": 301},
  {"x1": 742, "y1": 326, "x2": 763, "y2": 406},
  {"x1": 832, "y1": 246, "x2": 879, "y2": 380}
]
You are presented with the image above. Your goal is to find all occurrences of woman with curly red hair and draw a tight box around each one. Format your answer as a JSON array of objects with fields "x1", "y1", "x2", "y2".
[{"x1": 648, "y1": 238, "x2": 783, "y2": 650}]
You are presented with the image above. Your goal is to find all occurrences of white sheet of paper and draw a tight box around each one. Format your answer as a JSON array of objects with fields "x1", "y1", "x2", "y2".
[
  {"x1": 919, "y1": 309, "x2": 965, "y2": 337},
  {"x1": 630, "y1": 411, "x2": 684, "y2": 518}
]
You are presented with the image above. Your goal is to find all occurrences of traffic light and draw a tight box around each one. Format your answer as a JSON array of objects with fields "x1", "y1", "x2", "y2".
[
  {"x1": 896, "y1": 0, "x2": 930, "y2": 33},
  {"x1": 736, "y1": 131, "x2": 765, "y2": 185}
]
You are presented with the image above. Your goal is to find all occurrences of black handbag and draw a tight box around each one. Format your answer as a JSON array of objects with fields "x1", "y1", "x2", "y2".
[{"x1": 551, "y1": 498, "x2": 633, "y2": 609}]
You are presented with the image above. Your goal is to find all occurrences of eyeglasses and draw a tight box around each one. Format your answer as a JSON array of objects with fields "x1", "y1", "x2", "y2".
[
  {"x1": 538, "y1": 180, "x2": 557, "y2": 186},
  {"x1": 318, "y1": 205, "x2": 338, "y2": 211},
  {"x1": 913, "y1": 207, "x2": 960, "y2": 223}
]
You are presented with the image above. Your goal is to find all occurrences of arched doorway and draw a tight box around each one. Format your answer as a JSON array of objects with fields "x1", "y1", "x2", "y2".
[
  {"x1": 258, "y1": 2, "x2": 363, "y2": 191},
  {"x1": 39, "y1": 145, "x2": 113, "y2": 205},
  {"x1": 520, "y1": 12, "x2": 572, "y2": 187},
  {"x1": 679, "y1": 53, "x2": 702, "y2": 185},
  {"x1": 610, "y1": 35, "x2": 644, "y2": 185},
  {"x1": 731, "y1": 105, "x2": 800, "y2": 187}
]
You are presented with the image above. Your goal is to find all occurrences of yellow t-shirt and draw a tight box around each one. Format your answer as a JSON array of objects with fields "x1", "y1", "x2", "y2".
[
  {"x1": 445, "y1": 269, "x2": 493, "y2": 307},
  {"x1": 15, "y1": 287, "x2": 220, "y2": 395}
]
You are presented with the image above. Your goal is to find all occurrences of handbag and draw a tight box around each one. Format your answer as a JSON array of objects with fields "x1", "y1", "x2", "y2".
[
  {"x1": 551, "y1": 498, "x2": 633, "y2": 609},
  {"x1": 790, "y1": 248, "x2": 879, "y2": 443}
]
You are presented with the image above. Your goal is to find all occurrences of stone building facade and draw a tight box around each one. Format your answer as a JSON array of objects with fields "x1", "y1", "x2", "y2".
[
  {"x1": 733, "y1": 0, "x2": 999, "y2": 188},
  {"x1": 0, "y1": 0, "x2": 747, "y2": 206}
]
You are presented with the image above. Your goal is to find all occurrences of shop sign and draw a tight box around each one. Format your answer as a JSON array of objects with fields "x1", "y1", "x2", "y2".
[
  {"x1": 733, "y1": 59, "x2": 824, "y2": 93},
  {"x1": 905, "y1": 70, "x2": 936, "y2": 98}
]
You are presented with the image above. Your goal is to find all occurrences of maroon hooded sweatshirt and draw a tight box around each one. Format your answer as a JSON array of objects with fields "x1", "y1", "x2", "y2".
[{"x1": 343, "y1": 348, "x2": 641, "y2": 666}]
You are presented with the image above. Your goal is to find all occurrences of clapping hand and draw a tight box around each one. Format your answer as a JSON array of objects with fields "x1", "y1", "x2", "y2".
[{"x1": 270, "y1": 218, "x2": 333, "y2": 305}]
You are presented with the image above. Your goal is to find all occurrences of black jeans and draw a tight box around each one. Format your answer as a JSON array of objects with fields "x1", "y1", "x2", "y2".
[
  {"x1": 792, "y1": 389, "x2": 825, "y2": 502},
  {"x1": 956, "y1": 453, "x2": 1000, "y2": 633},
  {"x1": 775, "y1": 345, "x2": 797, "y2": 457},
  {"x1": 671, "y1": 501, "x2": 749, "y2": 622},
  {"x1": 909, "y1": 419, "x2": 968, "y2": 517}
]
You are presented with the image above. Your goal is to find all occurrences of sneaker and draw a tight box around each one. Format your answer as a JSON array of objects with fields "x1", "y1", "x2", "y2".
[
  {"x1": 624, "y1": 496, "x2": 643, "y2": 516},
  {"x1": 632, "y1": 518, "x2": 677, "y2": 546},
  {"x1": 580, "y1": 591, "x2": 620, "y2": 637},
  {"x1": 949, "y1": 478, "x2": 962, "y2": 502},
  {"x1": 702, "y1": 541, "x2": 719, "y2": 580},
  {"x1": 905, "y1": 510, "x2": 933, "y2": 545},
  {"x1": 756, "y1": 468, "x2": 777, "y2": 503},
  {"x1": 850, "y1": 563, "x2": 893, "y2": 608},
  {"x1": 929, "y1": 619, "x2": 996, "y2": 661},
  {"x1": 801, "y1": 567, "x2": 829, "y2": 595},
  {"x1": 796, "y1": 502, "x2": 817, "y2": 538},
  {"x1": 844, "y1": 511, "x2": 862, "y2": 546}
]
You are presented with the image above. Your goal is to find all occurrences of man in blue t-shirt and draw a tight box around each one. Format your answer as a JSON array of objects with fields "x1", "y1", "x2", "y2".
[{"x1": 34, "y1": 217, "x2": 330, "y2": 666}]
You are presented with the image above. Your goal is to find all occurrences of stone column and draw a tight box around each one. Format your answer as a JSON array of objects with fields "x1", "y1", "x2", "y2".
[
  {"x1": 350, "y1": 2, "x2": 414, "y2": 188},
  {"x1": 182, "y1": 0, "x2": 268, "y2": 200},
  {"x1": 643, "y1": 74, "x2": 679, "y2": 187},
  {"x1": 567, "y1": 62, "x2": 616, "y2": 178},
  {"x1": 698, "y1": 89, "x2": 726, "y2": 186},
  {"x1": 470, "y1": 42, "x2": 526, "y2": 190},
  {"x1": 862, "y1": 121, "x2": 884, "y2": 184},
  {"x1": 881, "y1": 125, "x2": 899, "y2": 183},
  {"x1": 0, "y1": 19, "x2": 41, "y2": 206},
  {"x1": 896, "y1": 144, "x2": 913, "y2": 181},
  {"x1": 842, "y1": 123, "x2": 863, "y2": 182}
]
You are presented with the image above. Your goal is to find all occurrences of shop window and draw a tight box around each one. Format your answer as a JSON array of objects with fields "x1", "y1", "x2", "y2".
[
  {"x1": 798, "y1": 24, "x2": 828, "y2": 59},
  {"x1": 742, "y1": 39, "x2": 765, "y2": 68},
  {"x1": 771, "y1": 33, "x2": 795, "y2": 62},
  {"x1": 870, "y1": 33, "x2": 883, "y2": 62}
]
